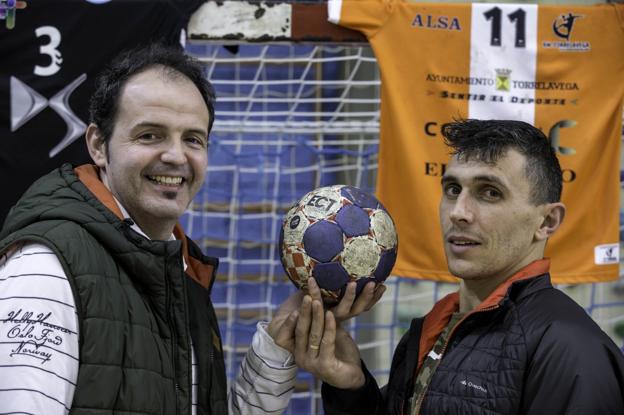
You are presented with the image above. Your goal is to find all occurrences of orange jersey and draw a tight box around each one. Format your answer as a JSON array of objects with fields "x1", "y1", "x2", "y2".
[{"x1": 329, "y1": 1, "x2": 624, "y2": 283}]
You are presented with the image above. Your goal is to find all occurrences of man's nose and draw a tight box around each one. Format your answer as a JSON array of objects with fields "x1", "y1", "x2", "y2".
[
  {"x1": 449, "y1": 193, "x2": 474, "y2": 224},
  {"x1": 161, "y1": 138, "x2": 187, "y2": 165}
]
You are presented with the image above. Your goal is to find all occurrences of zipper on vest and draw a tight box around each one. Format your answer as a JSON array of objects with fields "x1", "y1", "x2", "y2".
[
  {"x1": 170, "y1": 308, "x2": 183, "y2": 414},
  {"x1": 165, "y1": 262, "x2": 182, "y2": 415},
  {"x1": 413, "y1": 384, "x2": 428, "y2": 415}
]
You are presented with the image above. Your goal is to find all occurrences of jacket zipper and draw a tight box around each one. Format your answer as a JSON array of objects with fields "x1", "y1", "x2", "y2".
[
  {"x1": 165, "y1": 257, "x2": 181, "y2": 415},
  {"x1": 413, "y1": 304, "x2": 500, "y2": 415},
  {"x1": 179, "y1": 257, "x2": 193, "y2": 414}
]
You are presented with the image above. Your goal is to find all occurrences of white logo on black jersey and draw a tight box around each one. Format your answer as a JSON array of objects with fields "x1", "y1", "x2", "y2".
[{"x1": 11, "y1": 75, "x2": 87, "y2": 158}]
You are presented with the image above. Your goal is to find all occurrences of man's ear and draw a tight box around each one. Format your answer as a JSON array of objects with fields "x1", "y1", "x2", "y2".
[
  {"x1": 85, "y1": 123, "x2": 107, "y2": 168},
  {"x1": 535, "y1": 202, "x2": 566, "y2": 241}
]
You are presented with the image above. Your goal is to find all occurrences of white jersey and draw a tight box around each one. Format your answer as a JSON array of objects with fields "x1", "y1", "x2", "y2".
[{"x1": 0, "y1": 242, "x2": 296, "y2": 414}]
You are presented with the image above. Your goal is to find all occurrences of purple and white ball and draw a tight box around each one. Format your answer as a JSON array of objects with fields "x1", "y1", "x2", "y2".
[{"x1": 279, "y1": 185, "x2": 398, "y2": 304}]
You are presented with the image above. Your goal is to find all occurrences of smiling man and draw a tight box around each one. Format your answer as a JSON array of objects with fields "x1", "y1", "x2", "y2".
[
  {"x1": 292, "y1": 119, "x2": 624, "y2": 414},
  {"x1": 85, "y1": 65, "x2": 210, "y2": 241},
  {"x1": 0, "y1": 44, "x2": 313, "y2": 415}
]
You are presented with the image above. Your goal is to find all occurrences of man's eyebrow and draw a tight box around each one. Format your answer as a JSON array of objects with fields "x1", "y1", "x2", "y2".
[
  {"x1": 441, "y1": 175, "x2": 456, "y2": 186},
  {"x1": 187, "y1": 129, "x2": 209, "y2": 141},
  {"x1": 132, "y1": 121, "x2": 165, "y2": 131},
  {"x1": 472, "y1": 174, "x2": 508, "y2": 189},
  {"x1": 132, "y1": 122, "x2": 208, "y2": 137},
  {"x1": 441, "y1": 174, "x2": 508, "y2": 189}
]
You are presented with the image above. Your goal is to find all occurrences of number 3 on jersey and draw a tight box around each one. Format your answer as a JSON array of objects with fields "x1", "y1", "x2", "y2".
[{"x1": 34, "y1": 26, "x2": 63, "y2": 76}]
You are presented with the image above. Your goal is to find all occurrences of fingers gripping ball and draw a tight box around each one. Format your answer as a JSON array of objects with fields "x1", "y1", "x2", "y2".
[{"x1": 279, "y1": 185, "x2": 398, "y2": 304}]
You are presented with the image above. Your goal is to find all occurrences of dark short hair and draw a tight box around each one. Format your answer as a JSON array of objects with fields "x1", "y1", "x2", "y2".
[
  {"x1": 89, "y1": 43, "x2": 216, "y2": 141},
  {"x1": 441, "y1": 119, "x2": 562, "y2": 204}
]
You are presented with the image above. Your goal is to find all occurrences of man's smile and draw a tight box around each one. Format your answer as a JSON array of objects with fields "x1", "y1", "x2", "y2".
[{"x1": 146, "y1": 175, "x2": 185, "y2": 186}]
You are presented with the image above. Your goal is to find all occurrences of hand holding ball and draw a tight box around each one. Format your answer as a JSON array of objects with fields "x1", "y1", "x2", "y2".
[{"x1": 279, "y1": 185, "x2": 398, "y2": 304}]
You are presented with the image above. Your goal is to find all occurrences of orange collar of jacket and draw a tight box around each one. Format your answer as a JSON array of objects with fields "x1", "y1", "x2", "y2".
[
  {"x1": 416, "y1": 259, "x2": 550, "y2": 372},
  {"x1": 74, "y1": 164, "x2": 213, "y2": 289}
]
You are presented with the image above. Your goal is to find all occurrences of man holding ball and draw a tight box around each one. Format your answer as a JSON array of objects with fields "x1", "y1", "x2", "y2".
[{"x1": 288, "y1": 119, "x2": 624, "y2": 414}]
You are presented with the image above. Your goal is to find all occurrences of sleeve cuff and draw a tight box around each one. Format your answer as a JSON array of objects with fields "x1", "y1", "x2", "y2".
[{"x1": 252, "y1": 321, "x2": 295, "y2": 369}]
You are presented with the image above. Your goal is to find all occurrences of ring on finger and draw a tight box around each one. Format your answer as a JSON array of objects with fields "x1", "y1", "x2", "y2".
[{"x1": 309, "y1": 343, "x2": 320, "y2": 350}]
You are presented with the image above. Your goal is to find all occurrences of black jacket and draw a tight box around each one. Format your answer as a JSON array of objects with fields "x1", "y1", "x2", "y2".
[{"x1": 322, "y1": 269, "x2": 624, "y2": 414}]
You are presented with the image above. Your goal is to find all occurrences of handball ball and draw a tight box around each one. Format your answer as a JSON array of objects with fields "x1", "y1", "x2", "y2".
[{"x1": 279, "y1": 185, "x2": 398, "y2": 304}]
